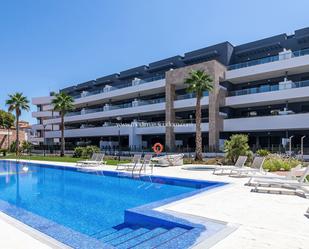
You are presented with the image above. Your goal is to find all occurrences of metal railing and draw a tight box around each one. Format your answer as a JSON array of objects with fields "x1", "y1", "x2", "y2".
[
  {"x1": 65, "y1": 97, "x2": 165, "y2": 117},
  {"x1": 176, "y1": 91, "x2": 208, "y2": 100},
  {"x1": 74, "y1": 75, "x2": 165, "y2": 99},
  {"x1": 229, "y1": 79, "x2": 309, "y2": 96},
  {"x1": 228, "y1": 48, "x2": 309, "y2": 70}
]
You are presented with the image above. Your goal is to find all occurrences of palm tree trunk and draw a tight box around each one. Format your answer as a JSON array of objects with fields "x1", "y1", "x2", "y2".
[
  {"x1": 16, "y1": 114, "x2": 19, "y2": 156},
  {"x1": 195, "y1": 94, "x2": 203, "y2": 161},
  {"x1": 60, "y1": 113, "x2": 65, "y2": 157},
  {"x1": 7, "y1": 128, "x2": 10, "y2": 151}
]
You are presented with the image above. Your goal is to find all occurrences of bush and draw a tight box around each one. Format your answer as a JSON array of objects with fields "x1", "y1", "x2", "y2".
[
  {"x1": 256, "y1": 149, "x2": 270, "y2": 157},
  {"x1": 224, "y1": 134, "x2": 252, "y2": 164},
  {"x1": 73, "y1": 146, "x2": 100, "y2": 159},
  {"x1": 9, "y1": 141, "x2": 17, "y2": 153},
  {"x1": 263, "y1": 154, "x2": 301, "y2": 172},
  {"x1": 73, "y1": 147, "x2": 84, "y2": 158},
  {"x1": 21, "y1": 141, "x2": 33, "y2": 154},
  {"x1": 82, "y1": 146, "x2": 100, "y2": 158}
]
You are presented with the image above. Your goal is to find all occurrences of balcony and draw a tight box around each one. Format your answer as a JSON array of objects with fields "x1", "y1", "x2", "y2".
[
  {"x1": 226, "y1": 48, "x2": 309, "y2": 83},
  {"x1": 32, "y1": 96, "x2": 54, "y2": 105},
  {"x1": 32, "y1": 111, "x2": 58, "y2": 118},
  {"x1": 45, "y1": 125, "x2": 132, "y2": 138},
  {"x1": 224, "y1": 112, "x2": 309, "y2": 131},
  {"x1": 73, "y1": 76, "x2": 166, "y2": 107},
  {"x1": 30, "y1": 137, "x2": 44, "y2": 143},
  {"x1": 174, "y1": 91, "x2": 209, "y2": 110},
  {"x1": 44, "y1": 98, "x2": 166, "y2": 125},
  {"x1": 31, "y1": 124, "x2": 54, "y2": 131},
  {"x1": 226, "y1": 79, "x2": 309, "y2": 107}
]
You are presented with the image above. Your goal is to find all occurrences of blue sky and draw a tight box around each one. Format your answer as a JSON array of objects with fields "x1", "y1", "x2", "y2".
[{"x1": 1, "y1": 0, "x2": 309, "y2": 123}]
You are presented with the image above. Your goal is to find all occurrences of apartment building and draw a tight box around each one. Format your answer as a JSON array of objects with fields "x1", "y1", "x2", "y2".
[{"x1": 32, "y1": 27, "x2": 309, "y2": 152}]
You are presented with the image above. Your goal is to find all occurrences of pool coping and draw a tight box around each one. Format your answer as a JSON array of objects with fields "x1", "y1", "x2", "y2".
[{"x1": 0, "y1": 159, "x2": 236, "y2": 249}]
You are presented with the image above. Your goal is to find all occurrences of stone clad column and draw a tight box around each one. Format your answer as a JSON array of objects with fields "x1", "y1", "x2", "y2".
[
  {"x1": 165, "y1": 82, "x2": 176, "y2": 152},
  {"x1": 165, "y1": 60, "x2": 226, "y2": 153},
  {"x1": 208, "y1": 64, "x2": 226, "y2": 152}
]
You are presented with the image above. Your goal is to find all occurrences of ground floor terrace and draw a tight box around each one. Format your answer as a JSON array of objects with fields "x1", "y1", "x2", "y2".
[{"x1": 0, "y1": 159, "x2": 308, "y2": 249}]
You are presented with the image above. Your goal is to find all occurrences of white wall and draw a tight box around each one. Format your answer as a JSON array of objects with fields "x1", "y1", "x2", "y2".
[
  {"x1": 226, "y1": 54, "x2": 309, "y2": 83},
  {"x1": 224, "y1": 113, "x2": 309, "y2": 131}
]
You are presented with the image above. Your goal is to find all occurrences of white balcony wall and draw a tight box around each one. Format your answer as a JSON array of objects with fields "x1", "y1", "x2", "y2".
[
  {"x1": 174, "y1": 96, "x2": 209, "y2": 110},
  {"x1": 226, "y1": 86, "x2": 309, "y2": 107},
  {"x1": 30, "y1": 137, "x2": 44, "y2": 143},
  {"x1": 45, "y1": 126, "x2": 132, "y2": 138},
  {"x1": 43, "y1": 103, "x2": 165, "y2": 125},
  {"x1": 32, "y1": 96, "x2": 53, "y2": 105},
  {"x1": 224, "y1": 113, "x2": 309, "y2": 132},
  {"x1": 135, "y1": 123, "x2": 209, "y2": 135},
  {"x1": 42, "y1": 104, "x2": 54, "y2": 111},
  {"x1": 74, "y1": 79, "x2": 166, "y2": 107},
  {"x1": 135, "y1": 126, "x2": 165, "y2": 135},
  {"x1": 32, "y1": 111, "x2": 59, "y2": 118},
  {"x1": 226, "y1": 54, "x2": 309, "y2": 83},
  {"x1": 32, "y1": 124, "x2": 54, "y2": 131}
]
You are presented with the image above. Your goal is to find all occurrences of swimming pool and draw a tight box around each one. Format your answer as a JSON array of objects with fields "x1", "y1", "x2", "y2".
[{"x1": 0, "y1": 160, "x2": 227, "y2": 248}]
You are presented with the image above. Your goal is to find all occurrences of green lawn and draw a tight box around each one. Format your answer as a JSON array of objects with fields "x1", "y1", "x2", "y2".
[{"x1": 1, "y1": 155, "x2": 130, "y2": 165}]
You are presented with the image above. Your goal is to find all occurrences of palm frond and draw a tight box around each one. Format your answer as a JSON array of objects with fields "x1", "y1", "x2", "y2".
[{"x1": 184, "y1": 69, "x2": 213, "y2": 95}]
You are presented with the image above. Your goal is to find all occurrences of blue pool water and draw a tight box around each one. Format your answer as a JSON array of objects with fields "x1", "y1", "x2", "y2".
[{"x1": 0, "y1": 161, "x2": 225, "y2": 248}]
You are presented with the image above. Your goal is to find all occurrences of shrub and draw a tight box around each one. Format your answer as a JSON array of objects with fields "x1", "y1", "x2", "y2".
[
  {"x1": 21, "y1": 141, "x2": 33, "y2": 154},
  {"x1": 9, "y1": 141, "x2": 17, "y2": 153},
  {"x1": 73, "y1": 146, "x2": 100, "y2": 158},
  {"x1": 263, "y1": 154, "x2": 301, "y2": 172},
  {"x1": 224, "y1": 134, "x2": 252, "y2": 164},
  {"x1": 256, "y1": 149, "x2": 270, "y2": 157},
  {"x1": 73, "y1": 147, "x2": 84, "y2": 158},
  {"x1": 82, "y1": 146, "x2": 100, "y2": 158}
]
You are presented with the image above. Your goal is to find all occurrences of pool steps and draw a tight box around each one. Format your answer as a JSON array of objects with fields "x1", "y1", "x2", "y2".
[{"x1": 96, "y1": 225, "x2": 191, "y2": 249}]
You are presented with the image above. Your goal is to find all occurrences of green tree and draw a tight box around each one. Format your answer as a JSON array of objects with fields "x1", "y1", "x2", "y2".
[
  {"x1": 0, "y1": 110, "x2": 15, "y2": 150},
  {"x1": 21, "y1": 141, "x2": 33, "y2": 155},
  {"x1": 52, "y1": 92, "x2": 74, "y2": 157},
  {"x1": 6, "y1": 93, "x2": 30, "y2": 155},
  {"x1": 185, "y1": 69, "x2": 213, "y2": 161},
  {"x1": 224, "y1": 134, "x2": 252, "y2": 164}
]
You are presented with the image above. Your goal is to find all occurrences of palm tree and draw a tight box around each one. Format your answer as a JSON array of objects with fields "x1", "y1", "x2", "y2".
[
  {"x1": 52, "y1": 92, "x2": 74, "y2": 157},
  {"x1": 6, "y1": 93, "x2": 30, "y2": 155},
  {"x1": 184, "y1": 70, "x2": 213, "y2": 161},
  {"x1": 0, "y1": 110, "x2": 15, "y2": 150}
]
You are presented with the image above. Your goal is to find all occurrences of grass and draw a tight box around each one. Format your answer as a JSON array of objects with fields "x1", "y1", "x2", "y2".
[{"x1": 1, "y1": 154, "x2": 130, "y2": 165}]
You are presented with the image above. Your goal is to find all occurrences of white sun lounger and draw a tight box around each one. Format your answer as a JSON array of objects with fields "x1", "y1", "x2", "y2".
[
  {"x1": 76, "y1": 153, "x2": 98, "y2": 165},
  {"x1": 152, "y1": 154, "x2": 184, "y2": 167},
  {"x1": 229, "y1": 157, "x2": 266, "y2": 177},
  {"x1": 116, "y1": 154, "x2": 142, "y2": 171},
  {"x1": 76, "y1": 153, "x2": 106, "y2": 167},
  {"x1": 213, "y1": 156, "x2": 247, "y2": 175},
  {"x1": 252, "y1": 166, "x2": 309, "y2": 195},
  {"x1": 132, "y1": 154, "x2": 153, "y2": 174},
  {"x1": 247, "y1": 164, "x2": 302, "y2": 186}
]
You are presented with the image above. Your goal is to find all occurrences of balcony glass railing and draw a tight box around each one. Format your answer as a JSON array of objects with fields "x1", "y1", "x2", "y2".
[
  {"x1": 176, "y1": 91, "x2": 209, "y2": 100},
  {"x1": 74, "y1": 75, "x2": 165, "y2": 99},
  {"x1": 65, "y1": 97, "x2": 165, "y2": 117},
  {"x1": 229, "y1": 79, "x2": 309, "y2": 96},
  {"x1": 228, "y1": 48, "x2": 309, "y2": 70}
]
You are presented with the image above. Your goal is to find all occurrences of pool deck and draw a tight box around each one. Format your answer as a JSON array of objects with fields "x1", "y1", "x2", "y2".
[{"x1": 0, "y1": 159, "x2": 308, "y2": 249}]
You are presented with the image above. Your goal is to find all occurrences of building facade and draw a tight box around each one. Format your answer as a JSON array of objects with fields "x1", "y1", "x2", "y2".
[{"x1": 32, "y1": 27, "x2": 309, "y2": 152}]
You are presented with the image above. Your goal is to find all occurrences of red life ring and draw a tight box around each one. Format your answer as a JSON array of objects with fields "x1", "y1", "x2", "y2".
[{"x1": 152, "y1": 143, "x2": 164, "y2": 154}]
